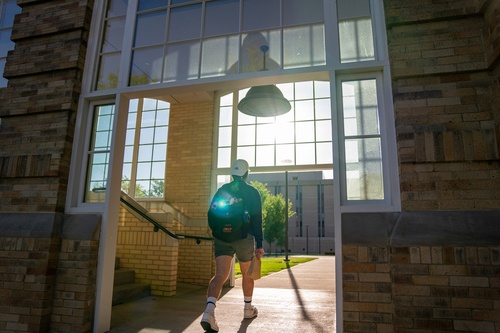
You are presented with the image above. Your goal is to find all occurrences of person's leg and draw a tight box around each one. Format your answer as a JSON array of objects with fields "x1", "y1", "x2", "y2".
[
  {"x1": 233, "y1": 236, "x2": 258, "y2": 319},
  {"x1": 239, "y1": 259, "x2": 258, "y2": 318},
  {"x1": 207, "y1": 255, "x2": 233, "y2": 298},
  {"x1": 238, "y1": 260, "x2": 254, "y2": 297},
  {"x1": 201, "y1": 251, "x2": 234, "y2": 332}
]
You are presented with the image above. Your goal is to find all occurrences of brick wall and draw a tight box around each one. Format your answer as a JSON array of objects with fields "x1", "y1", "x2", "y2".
[
  {"x1": 342, "y1": 212, "x2": 500, "y2": 333},
  {"x1": 0, "y1": 0, "x2": 93, "y2": 213},
  {"x1": 386, "y1": 0, "x2": 500, "y2": 211},
  {"x1": 165, "y1": 101, "x2": 214, "y2": 219},
  {"x1": 0, "y1": 2, "x2": 98, "y2": 332},
  {"x1": 342, "y1": 1, "x2": 500, "y2": 332},
  {"x1": 0, "y1": 228, "x2": 61, "y2": 332},
  {"x1": 165, "y1": 101, "x2": 216, "y2": 284},
  {"x1": 116, "y1": 207, "x2": 180, "y2": 296},
  {"x1": 116, "y1": 202, "x2": 214, "y2": 289},
  {"x1": 343, "y1": 244, "x2": 500, "y2": 333},
  {"x1": 0, "y1": 213, "x2": 100, "y2": 333},
  {"x1": 50, "y1": 238, "x2": 99, "y2": 333}
]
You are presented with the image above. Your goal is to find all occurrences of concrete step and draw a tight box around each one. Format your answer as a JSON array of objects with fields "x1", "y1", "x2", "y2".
[
  {"x1": 113, "y1": 265, "x2": 151, "y2": 306},
  {"x1": 112, "y1": 282, "x2": 151, "y2": 306},
  {"x1": 114, "y1": 269, "x2": 135, "y2": 286}
]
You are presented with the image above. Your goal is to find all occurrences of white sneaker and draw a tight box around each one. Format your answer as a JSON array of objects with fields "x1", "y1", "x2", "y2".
[
  {"x1": 200, "y1": 310, "x2": 219, "y2": 332},
  {"x1": 244, "y1": 305, "x2": 258, "y2": 319}
]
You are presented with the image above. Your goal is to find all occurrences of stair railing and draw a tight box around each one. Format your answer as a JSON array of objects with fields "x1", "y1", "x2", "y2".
[{"x1": 119, "y1": 192, "x2": 213, "y2": 244}]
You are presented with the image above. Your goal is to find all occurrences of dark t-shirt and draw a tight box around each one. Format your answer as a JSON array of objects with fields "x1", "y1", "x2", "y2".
[{"x1": 216, "y1": 179, "x2": 264, "y2": 248}]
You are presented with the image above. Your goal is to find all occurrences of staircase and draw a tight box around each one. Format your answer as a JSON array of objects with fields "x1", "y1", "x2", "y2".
[{"x1": 112, "y1": 258, "x2": 151, "y2": 306}]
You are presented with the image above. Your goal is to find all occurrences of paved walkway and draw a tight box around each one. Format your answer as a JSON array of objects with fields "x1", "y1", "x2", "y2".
[{"x1": 109, "y1": 255, "x2": 336, "y2": 333}]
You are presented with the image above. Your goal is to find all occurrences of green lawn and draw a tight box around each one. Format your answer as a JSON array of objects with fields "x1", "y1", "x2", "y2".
[{"x1": 234, "y1": 256, "x2": 317, "y2": 278}]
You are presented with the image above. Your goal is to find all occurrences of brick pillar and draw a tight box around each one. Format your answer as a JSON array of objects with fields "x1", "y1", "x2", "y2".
[
  {"x1": 385, "y1": 0, "x2": 500, "y2": 210},
  {"x1": 165, "y1": 100, "x2": 216, "y2": 285},
  {"x1": 0, "y1": 1, "x2": 98, "y2": 333},
  {"x1": 0, "y1": 0, "x2": 94, "y2": 212}
]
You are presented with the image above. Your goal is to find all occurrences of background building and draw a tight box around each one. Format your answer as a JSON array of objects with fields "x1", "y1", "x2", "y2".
[
  {"x1": 0, "y1": 1, "x2": 498, "y2": 333},
  {"x1": 249, "y1": 171, "x2": 335, "y2": 255}
]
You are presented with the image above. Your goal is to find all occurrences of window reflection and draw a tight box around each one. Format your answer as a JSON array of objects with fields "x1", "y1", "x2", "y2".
[
  {"x1": 168, "y1": 4, "x2": 202, "y2": 42},
  {"x1": 96, "y1": 0, "x2": 126, "y2": 90},
  {"x1": 85, "y1": 105, "x2": 114, "y2": 203},
  {"x1": 130, "y1": 47, "x2": 163, "y2": 85},
  {"x1": 96, "y1": 0, "x2": 329, "y2": 89},
  {"x1": 339, "y1": 18, "x2": 375, "y2": 63},
  {"x1": 134, "y1": 11, "x2": 166, "y2": 48},
  {"x1": 341, "y1": 79, "x2": 384, "y2": 200},
  {"x1": 242, "y1": 0, "x2": 280, "y2": 31},
  {"x1": 337, "y1": 0, "x2": 375, "y2": 63},
  {"x1": 283, "y1": 24, "x2": 326, "y2": 69}
]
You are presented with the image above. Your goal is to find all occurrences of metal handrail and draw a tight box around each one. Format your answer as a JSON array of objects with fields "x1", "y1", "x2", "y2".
[{"x1": 119, "y1": 195, "x2": 213, "y2": 244}]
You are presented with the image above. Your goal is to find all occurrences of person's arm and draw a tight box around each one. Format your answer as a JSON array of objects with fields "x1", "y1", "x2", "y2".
[
  {"x1": 249, "y1": 187, "x2": 264, "y2": 250},
  {"x1": 254, "y1": 247, "x2": 265, "y2": 259}
]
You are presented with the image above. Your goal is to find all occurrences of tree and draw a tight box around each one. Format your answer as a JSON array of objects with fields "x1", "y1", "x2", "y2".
[{"x1": 250, "y1": 181, "x2": 296, "y2": 255}]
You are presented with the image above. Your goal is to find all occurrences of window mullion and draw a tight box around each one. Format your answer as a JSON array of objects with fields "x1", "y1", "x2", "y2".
[
  {"x1": 129, "y1": 99, "x2": 143, "y2": 197},
  {"x1": 231, "y1": 92, "x2": 239, "y2": 164},
  {"x1": 118, "y1": 0, "x2": 138, "y2": 89}
]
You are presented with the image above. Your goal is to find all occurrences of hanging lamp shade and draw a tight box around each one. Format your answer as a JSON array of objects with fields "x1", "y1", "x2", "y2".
[{"x1": 237, "y1": 85, "x2": 291, "y2": 117}]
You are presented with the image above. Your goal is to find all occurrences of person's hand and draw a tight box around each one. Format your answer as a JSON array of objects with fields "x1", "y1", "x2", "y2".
[{"x1": 255, "y1": 247, "x2": 264, "y2": 260}]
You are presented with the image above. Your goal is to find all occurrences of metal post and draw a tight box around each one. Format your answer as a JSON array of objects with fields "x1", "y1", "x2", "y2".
[
  {"x1": 285, "y1": 171, "x2": 289, "y2": 262},
  {"x1": 306, "y1": 224, "x2": 309, "y2": 255}
]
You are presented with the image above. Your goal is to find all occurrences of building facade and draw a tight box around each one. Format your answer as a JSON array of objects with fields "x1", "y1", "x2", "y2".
[
  {"x1": 249, "y1": 171, "x2": 336, "y2": 255},
  {"x1": 0, "y1": 1, "x2": 498, "y2": 333}
]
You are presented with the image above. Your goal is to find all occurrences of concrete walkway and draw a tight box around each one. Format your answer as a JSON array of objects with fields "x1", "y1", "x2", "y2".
[{"x1": 109, "y1": 255, "x2": 336, "y2": 333}]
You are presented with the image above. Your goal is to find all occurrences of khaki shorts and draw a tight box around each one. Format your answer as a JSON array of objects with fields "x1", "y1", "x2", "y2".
[{"x1": 214, "y1": 234, "x2": 255, "y2": 262}]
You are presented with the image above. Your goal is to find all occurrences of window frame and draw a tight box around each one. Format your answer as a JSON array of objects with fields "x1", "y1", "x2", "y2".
[
  {"x1": 336, "y1": 71, "x2": 400, "y2": 211},
  {"x1": 67, "y1": 99, "x2": 116, "y2": 213},
  {"x1": 214, "y1": 80, "x2": 335, "y2": 174},
  {"x1": 122, "y1": 98, "x2": 170, "y2": 199}
]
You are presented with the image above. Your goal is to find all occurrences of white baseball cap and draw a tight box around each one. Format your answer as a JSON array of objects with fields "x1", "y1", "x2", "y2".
[{"x1": 231, "y1": 159, "x2": 249, "y2": 177}]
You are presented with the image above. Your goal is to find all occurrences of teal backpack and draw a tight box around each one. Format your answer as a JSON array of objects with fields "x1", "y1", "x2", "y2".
[{"x1": 208, "y1": 183, "x2": 250, "y2": 243}]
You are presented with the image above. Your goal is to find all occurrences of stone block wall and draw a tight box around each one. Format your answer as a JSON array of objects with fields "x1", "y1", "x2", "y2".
[
  {"x1": 386, "y1": 0, "x2": 500, "y2": 211},
  {"x1": 342, "y1": 212, "x2": 500, "y2": 333},
  {"x1": 0, "y1": 213, "x2": 100, "y2": 333}
]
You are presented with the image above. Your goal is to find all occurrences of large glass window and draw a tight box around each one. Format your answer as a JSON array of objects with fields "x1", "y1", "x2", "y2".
[
  {"x1": 95, "y1": 0, "x2": 128, "y2": 90},
  {"x1": 85, "y1": 104, "x2": 115, "y2": 203},
  {"x1": 76, "y1": 0, "x2": 398, "y2": 211},
  {"x1": 0, "y1": 0, "x2": 21, "y2": 88},
  {"x1": 337, "y1": 0, "x2": 375, "y2": 63},
  {"x1": 340, "y1": 78, "x2": 384, "y2": 201},
  {"x1": 96, "y1": 0, "x2": 326, "y2": 90},
  {"x1": 122, "y1": 98, "x2": 170, "y2": 198},
  {"x1": 84, "y1": 98, "x2": 170, "y2": 203},
  {"x1": 217, "y1": 80, "x2": 333, "y2": 170}
]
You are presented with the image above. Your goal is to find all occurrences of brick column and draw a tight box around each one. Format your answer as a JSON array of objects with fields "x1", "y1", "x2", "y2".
[
  {"x1": 0, "y1": 1, "x2": 97, "y2": 333},
  {"x1": 385, "y1": 0, "x2": 500, "y2": 210}
]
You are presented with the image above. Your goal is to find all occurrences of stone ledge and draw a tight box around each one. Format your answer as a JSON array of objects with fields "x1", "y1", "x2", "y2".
[
  {"x1": 63, "y1": 214, "x2": 101, "y2": 240},
  {"x1": 0, "y1": 212, "x2": 101, "y2": 240},
  {"x1": 0, "y1": 212, "x2": 63, "y2": 238},
  {"x1": 342, "y1": 210, "x2": 500, "y2": 246}
]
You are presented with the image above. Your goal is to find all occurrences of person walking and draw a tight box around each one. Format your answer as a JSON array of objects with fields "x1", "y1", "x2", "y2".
[{"x1": 201, "y1": 159, "x2": 265, "y2": 332}]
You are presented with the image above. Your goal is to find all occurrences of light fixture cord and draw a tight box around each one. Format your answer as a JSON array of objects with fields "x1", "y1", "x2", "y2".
[{"x1": 260, "y1": 45, "x2": 269, "y2": 71}]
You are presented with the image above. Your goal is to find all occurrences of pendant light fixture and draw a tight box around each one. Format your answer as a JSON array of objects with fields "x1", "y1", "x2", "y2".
[{"x1": 238, "y1": 45, "x2": 291, "y2": 117}]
